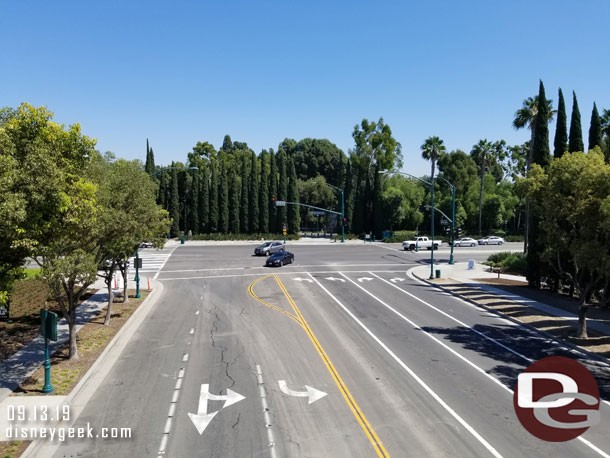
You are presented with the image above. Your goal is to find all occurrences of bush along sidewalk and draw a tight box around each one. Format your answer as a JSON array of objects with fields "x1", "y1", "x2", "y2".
[{"x1": 484, "y1": 251, "x2": 527, "y2": 276}]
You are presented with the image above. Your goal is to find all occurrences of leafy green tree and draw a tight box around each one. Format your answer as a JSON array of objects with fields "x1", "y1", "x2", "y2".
[
  {"x1": 169, "y1": 168, "x2": 180, "y2": 236},
  {"x1": 569, "y1": 91, "x2": 584, "y2": 153},
  {"x1": 554, "y1": 88, "x2": 568, "y2": 158},
  {"x1": 352, "y1": 167, "x2": 364, "y2": 234},
  {"x1": 209, "y1": 160, "x2": 219, "y2": 232},
  {"x1": 277, "y1": 151, "x2": 288, "y2": 232},
  {"x1": 589, "y1": 102, "x2": 603, "y2": 151},
  {"x1": 269, "y1": 150, "x2": 278, "y2": 232},
  {"x1": 287, "y1": 158, "x2": 300, "y2": 234},
  {"x1": 259, "y1": 151, "x2": 269, "y2": 232},
  {"x1": 229, "y1": 170, "x2": 240, "y2": 233},
  {"x1": 249, "y1": 151, "x2": 259, "y2": 233},
  {"x1": 470, "y1": 139, "x2": 499, "y2": 234},
  {"x1": 218, "y1": 159, "x2": 229, "y2": 233},
  {"x1": 521, "y1": 150, "x2": 610, "y2": 337},
  {"x1": 240, "y1": 154, "x2": 249, "y2": 233},
  {"x1": 352, "y1": 118, "x2": 402, "y2": 172},
  {"x1": 298, "y1": 177, "x2": 335, "y2": 230},
  {"x1": 289, "y1": 138, "x2": 347, "y2": 186},
  {"x1": 198, "y1": 167, "x2": 209, "y2": 232},
  {"x1": 382, "y1": 187, "x2": 405, "y2": 231}
]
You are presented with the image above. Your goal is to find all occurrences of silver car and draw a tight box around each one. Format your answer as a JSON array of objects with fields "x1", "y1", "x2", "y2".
[{"x1": 254, "y1": 241, "x2": 285, "y2": 256}]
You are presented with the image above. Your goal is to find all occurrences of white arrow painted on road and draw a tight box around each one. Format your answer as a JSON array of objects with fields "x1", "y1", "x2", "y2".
[
  {"x1": 293, "y1": 277, "x2": 313, "y2": 283},
  {"x1": 390, "y1": 277, "x2": 405, "y2": 283},
  {"x1": 278, "y1": 380, "x2": 327, "y2": 404},
  {"x1": 188, "y1": 384, "x2": 245, "y2": 435},
  {"x1": 325, "y1": 277, "x2": 345, "y2": 282},
  {"x1": 357, "y1": 277, "x2": 373, "y2": 282}
]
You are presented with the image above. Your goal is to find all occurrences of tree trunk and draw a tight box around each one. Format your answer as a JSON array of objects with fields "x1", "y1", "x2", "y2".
[
  {"x1": 122, "y1": 265, "x2": 129, "y2": 303},
  {"x1": 577, "y1": 301, "x2": 589, "y2": 339},
  {"x1": 68, "y1": 303, "x2": 79, "y2": 359},
  {"x1": 478, "y1": 161, "x2": 485, "y2": 235},
  {"x1": 104, "y1": 280, "x2": 113, "y2": 326}
]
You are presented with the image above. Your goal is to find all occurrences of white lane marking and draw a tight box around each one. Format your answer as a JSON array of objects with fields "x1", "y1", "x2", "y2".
[
  {"x1": 278, "y1": 380, "x2": 328, "y2": 404},
  {"x1": 171, "y1": 390, "x2": 180, "y2": 403},
  {"x1": 389, "y1": 277, "x2": 404, "y2": 283},
  {"x1": 256, "y1": 364, "x2": 278, "y2": 458},
  {"x1": 158, "y1": 365, "x2": 187, "y2": 456},
  {"x1": 293, "y1": 277, "x2": 314, "y2": 282},
  {"x1": 325, "y1": 277, "x2": 345, "y2": 282},
  {"x1": 357, "y1": 277, "x2": 374, "y2": 282},
  {"x1": 190, "y1": 328, "x2": 195, "y2": 335},
  {"x1": 163, "y1": 417, "x2": 172, "y2": 434},
  {"x1": 359, "y1": 273, "x2": 610, "y2": 457},
  {"x1": 370, "y1": 244, "x2": 403, "y2": 252},
  {"x1": 183, "y1": 353, "x2": 189, "y2": 362},
  {"x1": 153, "y1": 246, "x2": 179, "y2": 280},
  {"x1": 175, "y1": 378, "x2": 183, "y2": 390},
  {"x1": 307, "y1": 272, "x2": 504, "y2": 458},
  {"x1": 158, "y1": 435, "x2": 168, "y2": 456},
  {"x1": 160, "y1": 263, "x2": 418, "y2": 274},
  {"x1": 196, "y1": 310, "x2": 200, "y2": 315},
  {"x1": 168, "y1": 403, "x2": 176, "y2": 418}
]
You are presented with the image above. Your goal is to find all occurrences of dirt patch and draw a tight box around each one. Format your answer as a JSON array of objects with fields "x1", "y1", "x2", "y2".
[
  {"x1": 470, "y1": 278, "x2": 528, "y2": 286},
  {"x1": 0, "y1": 280, "x2": 95, "y2": 362},
  {"x1": 0, "y1": 440, "x2": 31, "y2": 458},
  {"x1": 12, "y1": 290, "x2": 148, "y2": 396}
]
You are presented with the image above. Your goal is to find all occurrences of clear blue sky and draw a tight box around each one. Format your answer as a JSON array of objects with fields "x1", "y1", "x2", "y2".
[{"x1": 2, "y1": 1, "x2": 608, "y2": 177}]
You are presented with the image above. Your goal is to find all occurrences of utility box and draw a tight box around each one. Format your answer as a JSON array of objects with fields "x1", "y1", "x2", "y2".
[{"x1": 435, "y1": 269, "x2": 441, "y2": 279}]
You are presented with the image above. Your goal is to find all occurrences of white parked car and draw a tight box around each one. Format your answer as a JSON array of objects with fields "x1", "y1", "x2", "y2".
[
  {"x1": 477, "y1": 236, "x2": 504, "y2": 245},
  {"x1": 452, "y1": 237, "x2": 477, "y2": 247}
]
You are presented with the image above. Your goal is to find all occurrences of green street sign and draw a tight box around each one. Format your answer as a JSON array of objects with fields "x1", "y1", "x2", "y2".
[{"x1": 40, "y1": 309, "x2": 58, "y2": 342}]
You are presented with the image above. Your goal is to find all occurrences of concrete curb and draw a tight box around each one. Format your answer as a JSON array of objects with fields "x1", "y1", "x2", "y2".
[
  {"x1": 21, "y1": 280, "x2": 166, "y2": 458},
  {"x1": 409, "y1": 268, "x2": 610, "y2": 368}
]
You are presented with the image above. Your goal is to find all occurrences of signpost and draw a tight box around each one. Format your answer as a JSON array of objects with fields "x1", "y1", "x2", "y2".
[
  {"x1": 40, "y1": 309, "x2": 58, "y2": 393},
  {"x1": 283, "y1": 224, "x2": 287, "y2": 244}
]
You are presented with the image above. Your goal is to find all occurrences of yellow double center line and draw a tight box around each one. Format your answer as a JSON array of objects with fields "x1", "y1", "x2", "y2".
[{"x1": 248, "y1": 273, "x2": 389, "y2": 458}]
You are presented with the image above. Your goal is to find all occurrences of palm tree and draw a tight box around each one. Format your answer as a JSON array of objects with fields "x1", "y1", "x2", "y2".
[
  {"x1": 470, "y1": 139, "x2": 494, "y2": 235},
  {"x1": 513, "y1": 96, "x2": 556, "y2": 171},
  {"x1": 420, "y1": 136, "x2": 446, "y2": 180}
]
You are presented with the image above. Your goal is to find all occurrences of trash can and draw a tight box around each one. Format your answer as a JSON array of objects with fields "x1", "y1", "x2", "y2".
[
  {"x1": 435, "y1": 269, "x2": 441, "y2": 279},
  {"x1": 180, "y1": 236, "x2": 185, "y2": 244}
]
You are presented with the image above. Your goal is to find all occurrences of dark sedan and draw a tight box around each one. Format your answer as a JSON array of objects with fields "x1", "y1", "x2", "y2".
[{"x1": 265, "y1": 251, "x2": 294, "y2": 267}]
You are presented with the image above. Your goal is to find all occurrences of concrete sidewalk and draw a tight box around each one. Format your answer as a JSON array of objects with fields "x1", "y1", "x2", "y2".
[{"x1": 411, "y1": 261, "x2": 610, "y2": 338}]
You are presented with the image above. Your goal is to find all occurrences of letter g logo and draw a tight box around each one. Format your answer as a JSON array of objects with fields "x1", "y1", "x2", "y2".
[{"x1": 513, "y1": 356, "x2": 600, "y2": 442}]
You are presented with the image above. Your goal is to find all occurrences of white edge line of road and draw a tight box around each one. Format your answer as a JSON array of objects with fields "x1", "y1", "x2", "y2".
[
  {"x1": 404, "y1": 267, "x2": 610, "y2": 408},
  {"x1": 158, "y1": 270, "x2": 417, "y2": 281},
  {"x1": 21, "y1": 279, "x2": 166, "y2": 458},
  {"x1": 306, "y1": 272, "x2": 505, "y2": 458},
  {"x1": 159, "y1": 263, "x2": 418, "y2": 274},
  {"x1": 348, "y1": 272, "x2": 610, "y2": 457}
]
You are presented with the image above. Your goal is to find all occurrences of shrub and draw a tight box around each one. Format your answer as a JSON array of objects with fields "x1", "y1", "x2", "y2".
[
  {"x1": 486, "y1": 251, "x2": 515, "y2": 264},
  {"x1": 191, "y1": 233, "x2": 300, "y2": 241},
  {"x1": 505, "y1": 235, "x2": 524, "y2": 242},
  {"x1": 503, "y1": 254, "x2": 527, "y2": 275}
]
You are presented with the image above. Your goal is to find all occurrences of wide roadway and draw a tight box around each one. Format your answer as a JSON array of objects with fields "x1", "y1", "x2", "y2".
[{"x1": 51, "y1": 243, "x2": 610, "y2": 458}]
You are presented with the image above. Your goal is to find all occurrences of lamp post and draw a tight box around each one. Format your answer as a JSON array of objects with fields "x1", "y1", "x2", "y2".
[
  {"x1": 313, "y1": 181, "x2": 345, "y2": 243},
  {"x1": 381, "y1": 171, "x2": 435, "y2": 279},
  {"x1": 436, "y1": 176, "x2": 456, "y2": 265}
]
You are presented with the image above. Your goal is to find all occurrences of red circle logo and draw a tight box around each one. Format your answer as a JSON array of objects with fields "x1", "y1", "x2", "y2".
[{"x1": 513, "y1": 356, "x2": 600, "y2": 441}]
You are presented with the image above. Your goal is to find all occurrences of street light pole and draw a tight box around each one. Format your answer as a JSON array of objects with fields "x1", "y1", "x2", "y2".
[
  {"x1": 437, "y1": 176, "x2": 456, "y2": 265},
  {"x1": 135, "y1": 249, "x2": 141, "y2": 299}
]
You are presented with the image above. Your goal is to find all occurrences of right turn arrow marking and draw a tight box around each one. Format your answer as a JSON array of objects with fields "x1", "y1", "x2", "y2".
[{"x1": 278, "y1": 380, "x2": 327, "y2": 404}]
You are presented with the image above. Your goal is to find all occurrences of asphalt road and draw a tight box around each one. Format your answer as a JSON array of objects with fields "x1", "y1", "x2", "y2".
[{"x1": 50, "y1": 243, "x2": 610, "y2": 458}]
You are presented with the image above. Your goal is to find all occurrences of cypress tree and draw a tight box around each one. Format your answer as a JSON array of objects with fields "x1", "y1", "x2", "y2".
[
  {"x1": 198, "y1": 167, "x2": 209, "y2": 233},
  {"x1": 352, "y1": 166, "x2": 363, "y2": 235},
  {"x1": 240, "y1": 154, "x2": 249, "y2": 233},
  {"x1": 259, "y1": 151, "x2": 269, "y2": 233},
  {"x1": 249, "y1": 151, "x2": 259, "y2": 233},
  {"x1": 229, "y1": 171, "x2": 240, "y2": 233},
  {"x1": 589, "y1": 102, "x2": 603, "y2": 151},
  {"x1": 343, "y1": 159, "x2": 354, "y2": 233},
  {"x1": 189, "y1": 170, "x2": 200, "y2": 234},
  {"x1": 372, "y1": 162, "x2": 383, "y2": 238},
  {"x1": 145, "y1": 139, "x2": 156, "y2": 176},
  {"x1": 269, "y1": 150, "x2": 278, "y2": 232},
  {"x1": 531, "y1": 80, "x2": 551, "y2": 169},
  {"x1": 222, "y1": 135, "x2": 233, "y2": 153},
  {"x1": 169, "y1": 168, "x2": 180, "y2": 237},
  {"x1": 209, "y1": 160, "x2": 219, "y2": 232},
  {"x1": 157, "y1": 171, "x2": 167, "y2": 208},
  {"x1": 287, "y1": 158, "x2": 300, "y2": 234},
  {"x1": 218, "y1": 160, "x2": 229, "y2": 233},
  {"x1": 569, "y1": 91, "x2": 584, "y2": 152},
  {"x1": 553, "y1": 88, "x2": 568, "y2": 158},
  {"x1": 277, "y1": 151, "x2": 288, "y2": 232}
]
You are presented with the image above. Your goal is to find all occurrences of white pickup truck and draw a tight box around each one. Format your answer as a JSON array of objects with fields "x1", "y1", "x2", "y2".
[{"x1": 402, "y1": 237, "x2": 442, "y2": 251}]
